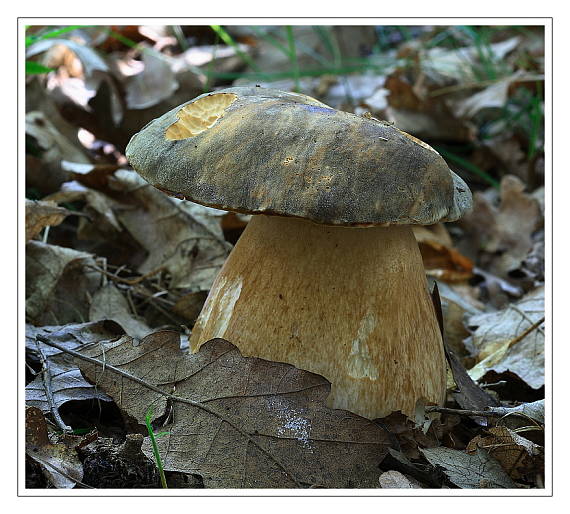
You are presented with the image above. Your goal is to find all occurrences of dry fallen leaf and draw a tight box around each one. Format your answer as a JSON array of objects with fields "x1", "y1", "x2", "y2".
[
  {"x1": 378, "y1": 470, "x2": 422, "y2": 489},
  {"x1": 414, "y1": 224, "x2": 474, "y2": 282},
  {"x1": 26, "y1": 110, "x2": 91, "y2": 181},
  {"x1": 460, "y1": 175, "x2": 542, "y2": 277},
  {"x1": 125, "y1": 49, "x2": 179, "y2": 110},
  {"x1": 45, "y1": 180, "x2": 123, "y2": 235},
  {"x1": 111, "y1": 170, "x2": 231, "y2": 291},
  {"x1": 466, "y1": 286, "x2": 544, "y2": 389},
  {"x1": 75, "y1": 332, "x2": 391, "y2": 488},
  {"x1": 421, "y1": 446, "x2": 517, "y2": 489},
  {"x1": 25, "y1": 406, "x2": 84, "y2": 489},
  {"x1": 26, "y1": 241, "x2": 100, "y2": 325},
  {"x1": 26, "y1": 321, "x2": 119, "y2": 418},
  {"x1": 466, "y1": 426, "x2": 543, "y2": 480},
  {"x1": 25, "y1": 199, "x2": 73, "y2": 242},
  {"x1": 434, "y1": 281, "x2": 484, "y2": 360},
  {"x1": 89, "y1": 283, "x2": 152, "y2": 339}
]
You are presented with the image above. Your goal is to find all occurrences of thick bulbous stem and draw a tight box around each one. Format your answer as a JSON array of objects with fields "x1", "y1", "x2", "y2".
[{"x1": 190, "y1": 215, "x2": 446, "y2": 419}]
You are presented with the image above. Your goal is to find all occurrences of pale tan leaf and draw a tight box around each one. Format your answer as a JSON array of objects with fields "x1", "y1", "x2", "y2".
[{"x1": 421, "y1": 446, "x2": 516, "y2": 489}]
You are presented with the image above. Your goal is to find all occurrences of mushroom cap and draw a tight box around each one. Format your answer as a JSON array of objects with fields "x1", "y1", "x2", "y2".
[{"x1": 126, "y1": 86, "x2": 472, "y2": 226}]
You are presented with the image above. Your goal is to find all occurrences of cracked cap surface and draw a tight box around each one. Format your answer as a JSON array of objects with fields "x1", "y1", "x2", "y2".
[{"x1": 126, "y1": 86, "x2": 472, "y2": 226}]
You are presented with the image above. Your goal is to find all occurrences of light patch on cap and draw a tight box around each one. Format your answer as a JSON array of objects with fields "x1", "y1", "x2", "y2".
[
  {"x1": 165, "y1": 93, "x2": 238, "y2": 140},
  {"x1": 398, "y1": 129, "x2": 439, "y2": 155},
  {"x1": 347, "y1": 312, "x2": 379, "y2": 380}
]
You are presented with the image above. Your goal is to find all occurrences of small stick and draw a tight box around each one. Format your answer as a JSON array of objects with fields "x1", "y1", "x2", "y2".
[
  {"x1": 506, "y1": 316, "x2": 545, "y2": 349},
  {"x1": 425, "y1": 405, "x2": 543, "y2": 423},
  {"x1": 34, "y1": 341, "x2": 72, "y2": 432},
  {"x1": 88, "y1": 264, "x2": 165, "y2": 286},
  {"x1": 425, "y1": 406, "x2": 504, "y2": 418}
]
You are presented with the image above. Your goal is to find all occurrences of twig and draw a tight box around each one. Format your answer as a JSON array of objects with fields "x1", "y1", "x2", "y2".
[
  {"x1": 506, "y1": 316, "x2": 545, "y2": 349},
  {"x1": 33, "y1": 340, "x2": 72, "y2": 432},
  {"x1": 425, "y1": 406, "x2": 504, "y2": 418},
  {"x1": 87, "y1": 264, "x2": 165, "y2": 286},
  {"x1": 425, "y1": 405, "x2": 544, "y2": 423},
  {"x1": 35, "y1": 335, "x2": 304, "y2": 488},
  {"x1": 509, "y1": 305, "x2": 545, "y2": 337}
]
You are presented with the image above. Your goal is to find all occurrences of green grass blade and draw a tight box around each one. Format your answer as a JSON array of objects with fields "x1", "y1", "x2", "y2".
[
  {"x1": 26, "y1": 25, "x2": 87, "y2": 47},
  {"x1": 527, "y1": 82, "x2": 544, "y2": 159},
  {"x1": 286, "y1": 26, "x2": 300, "y2": 92},
  {"x1": 171, "y1": 25, "x2": 189, "y2": 51},
  {"x1": 436, "y1": 147, "x2": 500, "y2": 189},
  {"x1": 210, "y1": 25, "x2": 259, "y2": 72},
  {"x1": 25, "y1": 61, "x2": 55, "y2": 74},
  {"x1": 145, "y1": 407, "x2": 168, "y2": 489}
]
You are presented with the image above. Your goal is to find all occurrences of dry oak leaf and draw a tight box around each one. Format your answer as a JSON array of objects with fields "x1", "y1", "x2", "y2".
[
  {"x1": 110, "y1": 170, "x2": 231, "y2": 292},
  {"x1": 25, "y1": 199, "x2": 73, "y2": 242},
  {"x1": 26, "y1": 406, "x2": 84, "y2": 489},
  {"x1": 76, "y1": 332, "x2": 391, "y2": 488},
  {"x1": 460, "y1": 175, "x2": 542, "y2": 277},
  {"x1": 25, "y1": 241, "x2": 99, "y2": 324},
  {"x1": 466, "y1": 426, "x2": 543, "y2": 480},
  {"x1": 413, "y1": 224, "x2": 474, "y2": 282},
  {"x1": 26, "y1": 321, "x2": 119, "y2": 416},
  {"x1": 421, "y1": 446, "x2": 516, "y2": 489},
  {"x1": 466, "y1": 286, "x2": 544, "y2": 389},
  {"x1": 89, "y1": 284, "x2": 152, "y2": 339}
]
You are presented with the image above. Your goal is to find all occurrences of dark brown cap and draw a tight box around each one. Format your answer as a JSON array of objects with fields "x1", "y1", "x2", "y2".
[{"x1": 126, "y1": 86, "x2": 472, "y2": 226}]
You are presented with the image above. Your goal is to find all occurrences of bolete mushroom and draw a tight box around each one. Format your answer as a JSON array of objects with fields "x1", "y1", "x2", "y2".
[{"x1": 126, "y1": 86, "x2": 472, "y2": 420}]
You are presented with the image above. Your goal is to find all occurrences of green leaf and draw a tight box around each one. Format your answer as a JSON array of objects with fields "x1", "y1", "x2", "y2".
[
  {"x1": 25, "y1": 61, "x2": 55, "y2": 75},
  {"x1": 26, "y1": 25, "x2": 86, "y2": 47}
]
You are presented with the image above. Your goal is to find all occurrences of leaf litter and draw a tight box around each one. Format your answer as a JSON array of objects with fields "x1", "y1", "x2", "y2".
[
  {"x1": 70, "y1": 332, "x2": 391, "y2": 488},
  {"x1": 25, "y1": 24, "x2": 546, "y2": 489}
]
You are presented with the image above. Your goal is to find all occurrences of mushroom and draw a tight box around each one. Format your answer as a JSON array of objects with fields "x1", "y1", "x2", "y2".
[{"x1": 126, "y1": 86, "x2": 472, "y2": 420}]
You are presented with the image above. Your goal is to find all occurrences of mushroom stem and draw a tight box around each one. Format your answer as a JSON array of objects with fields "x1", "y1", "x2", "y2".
[{"x1": 190, "y1": 215, "x2": 446, "y2": 419}]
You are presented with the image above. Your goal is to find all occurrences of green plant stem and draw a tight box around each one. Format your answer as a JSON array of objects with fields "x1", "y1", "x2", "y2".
[
  {"x1": 286, "y1": 26, "x2": 300, "y2": 92},
  {"x1": 145, "y1": 408, "x2": 168, "y2": 489},
  {"x1": 210, "y1": 25, "x2": 259, "y2": 72},
  {"x1": 435, "y1": 147, "x2": 500, "y2": 189}
]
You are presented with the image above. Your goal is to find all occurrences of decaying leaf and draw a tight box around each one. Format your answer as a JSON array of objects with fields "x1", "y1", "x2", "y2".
[
  {"x1": 26, "y1": 241, "x2": 100, "y2": 324},
  {"x1": 453, "y1": 71, "x2": 533, "y2": 120},
  {"x1": 460, "y1": 175, "x2": 542, "y2": 277},
  {"x1": 414, "y1": 224, "x2": 474, "y2": 282},
  {"x1": 45, "y1": 180, "x2": 123, "y2": 235},
  {"x1": 26, "y1": 322, "x2": 119, "y2": 416},
  {"x1": 420, "y1": 446, "x2": 517, "y2": 489},
  {"x1": 26, "y1": 110, "x2": 90, "y2": 168},
  {"x1": 125, "y1": 49, "x2": 179, "y2": 109},
  {"x1": 378, "y1": 470, "x2": 422, "y2": 489},
  {"x1": 444, "y1": 340, "x2": 500, "y2": 425},
  {"x1": 75, "y1": 333, "x2": 391, "y2": 488},
  {"x1": 466, "y1": 286, "x2": 544, "y2": 388},
  {"x1": 434, "y1": 281, "x2": 484, "y2": 360},
  {"x1": 379, "y1": 412, "x2": 459, "y2": 461},
  {"x1": 89, "y1": 283, "x2": 152, "y2": 339},
  {"x1": 26, "y1": 406, "x2": 84, "y2": 489},
  {"x1": 25, "y1": 199, "x2": 73, "y2": 242},
  {"x1": 466, "y1": 426, "x2": 543, "y2": 480},
  {"x1": 111, "y1": 170, "x2": 231, "y2": 291}
]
